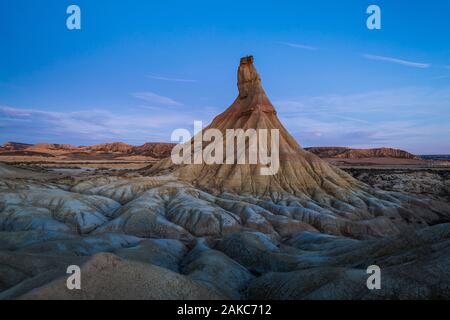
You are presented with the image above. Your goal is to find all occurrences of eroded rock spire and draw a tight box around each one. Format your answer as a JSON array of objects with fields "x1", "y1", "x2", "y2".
[
  {"x1": 234, "y1": 56, "x2": 276, "y2": 116},
  {"x1": 238, "y1": 56, "x2": 261, "y2": 99}
]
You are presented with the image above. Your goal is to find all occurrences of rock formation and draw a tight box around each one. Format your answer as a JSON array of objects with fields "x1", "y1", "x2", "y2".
[
  {"x1": 1, "y1": 142, "x2": 33, "y2": 151},
  {"x1": 306, "y1": 147, "x2": 421, "y2": 160},
  {"x1": 151, "y1": 56, "x2": 361, "y2": 196},
  {"x1": 132, "y1": 142, "x2": 175, "y2": 158},
  {"x1": 83, "y1": 142, "x2": 133, "y2": 154},
  {"x1": 0, "y1": 141, "x2": 175, "y2": 160}
]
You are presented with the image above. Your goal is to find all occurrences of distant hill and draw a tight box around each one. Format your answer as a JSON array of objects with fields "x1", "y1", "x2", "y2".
[
  {"x1": 0, "y1": 141, "x2": 176, "y2": 160},
  {"x1": 1, "y1": 142, "x2": 33, "y2": 151},
  {"x1": 305, "y1": 147, "x2": 421, "y2": 160},
  {"x1": 81, "y1": 142, "x2": 175, "y2": 158},
  {"x1": 132, "y1": 143, "x2": 175, "y2": 158},
  {"x1": 83, "y1": 142, "x2": 134, "y2": 154}
]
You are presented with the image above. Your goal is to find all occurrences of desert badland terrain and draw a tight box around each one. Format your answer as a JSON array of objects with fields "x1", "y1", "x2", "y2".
[{"x1": 0, "y1": 57, "x2": 449, "y2": 300}]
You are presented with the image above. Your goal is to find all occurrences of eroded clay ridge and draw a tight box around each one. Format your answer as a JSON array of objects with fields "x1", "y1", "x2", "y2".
[
  {"x1": 0, "y1": 141, "x2": 175, "y2": 159},
  {"x1": 306, "y1": 147, "x2": 421, "y2": 160}
]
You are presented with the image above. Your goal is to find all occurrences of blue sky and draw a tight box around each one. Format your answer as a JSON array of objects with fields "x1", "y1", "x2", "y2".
[{"x1": 1, "y1": 0, "x2": 449, "y2": 154}]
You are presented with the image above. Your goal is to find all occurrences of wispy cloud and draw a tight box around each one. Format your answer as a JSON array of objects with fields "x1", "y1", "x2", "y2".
[
  {"x1": 0, "y1": 106, "x2": 198, "y2": 145},
  {"x1": 276, "y1": 86, "x2": 450, "y2": 153},
  {"x1": 0, "y1": 102, "x2": 224, "y2": 145},
  {"x1": 363, "y1": 54, "x2": 430, "y2": 68},
  {"x1": 132, "y1": 91, "x2": 183, "y2": 106},
  {"x1": 147, "y1": 73, "x2": 197, "y2": 83},
  {"x1": 278, "y1": 42, "x2": 318, "y2": 51}
]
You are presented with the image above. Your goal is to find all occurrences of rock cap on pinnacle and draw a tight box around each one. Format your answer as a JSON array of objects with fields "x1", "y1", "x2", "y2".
[
  {"x1": 234, "y1": 56, "x2": 276, "y2": 116},
  {"x1": 238, "y1": 56, "x2": 261, "y2": 99}
]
